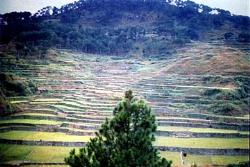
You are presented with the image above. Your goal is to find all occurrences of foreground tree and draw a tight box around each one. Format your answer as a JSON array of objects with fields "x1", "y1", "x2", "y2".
[{"x1": 65, "y1": 90, "x2": 172, "y2": 167}]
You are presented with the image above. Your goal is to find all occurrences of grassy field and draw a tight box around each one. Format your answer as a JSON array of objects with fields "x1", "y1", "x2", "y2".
[
  {"x1": 160, "y1": 151, "x2": 249, "y2": 166},
  {"x1": 157, "y1": 126, "x2": 249, "y2": 134},
  {"x1": 0, "y1": 130, "x2": 248, "y2": 149},
  {"x1": 0, "y1": 144, "x2": 74, "y2": 163},
  {"x1": 10, "y1": 100, "x2": 29, "y2": 104},
  {"x1": 155, "y1": 137, "x2": 249, "y2": 148},
  {"x1": 0, "y1": 131, "x2": 91, "y2": 142},
  {"x1": 0, "y1": 144, "x2": 248, "y2": 166},
  {"x1": 0, "y1": 119, "x2": 62, "y2": 125},
  {"x1": 32, "y1": 98, "x2": 63, "y2": 102},
  {"x1": 14, "y1": 113, "x2": 57, "y2": 117}
]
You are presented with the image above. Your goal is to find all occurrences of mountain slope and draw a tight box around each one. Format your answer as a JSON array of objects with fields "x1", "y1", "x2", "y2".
[{"x1": 0, "y1": 0, "x2": 250, "y2": 57}]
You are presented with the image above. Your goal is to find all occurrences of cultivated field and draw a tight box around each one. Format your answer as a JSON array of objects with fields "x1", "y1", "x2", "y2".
[{"x1": 0, "y1": 42, "x2": 249, "y2": 166}]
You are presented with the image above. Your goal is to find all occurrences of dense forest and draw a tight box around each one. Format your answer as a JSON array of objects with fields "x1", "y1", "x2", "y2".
[{"x1": 1, "y1": 0, "x2": 250, "y2": 57}]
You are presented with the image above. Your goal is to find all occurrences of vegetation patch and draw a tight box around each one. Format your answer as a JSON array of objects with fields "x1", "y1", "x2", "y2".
[
  {"x1": 157, "y1": 126, "x2": 249, "y2": 134},
  {"x1": 14, "y1": 113, "x2": 57, "y2": 117},
  {"x1": 0, "y1": 90, "x2": 16, "y2": 116},
  {"x1": 0, "y1": 144, "x2": 74, "y2": 163},
  {"x1": 33, "y1": 98, "x2": 63, "y2": 102},
  {"x1": 154, "y1": 137, "x2": 249, "y2": 149},
  {"x1": 10, "y1": 100, "x2": 29, "y2": 104},
  {"x1": 0, "y1": 144, "x2": 248, "y2": 166},
  {"x1": 0, "y1": 73, "x2": 37, "y2": 97},
  {"x1": 0, "y1": 73, "x2": 37, "y2": 116},
  {"x1": 160, "y1": 151, "x2": 249, "y2": 166},
  {"x1": 0, "y1": 131, "x2": 92, "y2": 142},
  {"x1": 202, "y1": 77, "x2": 249, "y2": 116},
  {"x1": 0, "y1": 119, "x2": 62, "y2": 125}
]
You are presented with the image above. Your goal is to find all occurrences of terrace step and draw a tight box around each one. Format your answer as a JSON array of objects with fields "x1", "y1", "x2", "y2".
[
  {"x1": 157, "y1": 121, "x2": 249, "y2": 131},
  {"x1": 4, "y1": 115, "x2": 104, "y2": 124},
  {"x1": 1, "y1": 126, "x2": 248, "y2": 138},
  {"x1": 0, "y1": 139, "x2": 248, "y2": 155},
  {"x1": 2, "y1": 45, "x2": 249, "y2": 165}
]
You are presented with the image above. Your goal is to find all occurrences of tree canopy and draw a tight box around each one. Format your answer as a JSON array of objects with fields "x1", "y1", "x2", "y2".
[
  {"x1": 1, "y1": 0, "x2": 249, "y2": 57},
  {"x1": 65, "y1": 90, "x2": 172, "y2": 167}
]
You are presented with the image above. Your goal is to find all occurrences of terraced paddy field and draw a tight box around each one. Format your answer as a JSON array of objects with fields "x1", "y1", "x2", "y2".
[{"x1": 0, "y1": 42, "x2": 249, "y2": 166}]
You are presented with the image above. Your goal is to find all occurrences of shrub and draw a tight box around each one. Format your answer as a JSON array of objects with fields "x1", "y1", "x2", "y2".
[
  {"x1": 203, "y1": 89, "x2": 222, "y2": 96},
  {"x1": 0, "y1": 73, "x2": 37, "y2": 96}
]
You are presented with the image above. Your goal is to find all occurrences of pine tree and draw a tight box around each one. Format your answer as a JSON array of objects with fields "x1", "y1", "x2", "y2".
[{"x1": 65, "y1": 90, "x2": 172, "y2": 167}]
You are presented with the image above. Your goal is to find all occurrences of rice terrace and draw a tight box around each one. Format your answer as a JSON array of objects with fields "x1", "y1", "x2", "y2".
[{"x1": 0, "y1": 0, "x2": 250, "y2": 166}]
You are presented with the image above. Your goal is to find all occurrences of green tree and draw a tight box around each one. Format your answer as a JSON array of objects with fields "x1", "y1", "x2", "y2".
[{"x1": 65, "y1": 90, "x2": 172, "y2": 167}]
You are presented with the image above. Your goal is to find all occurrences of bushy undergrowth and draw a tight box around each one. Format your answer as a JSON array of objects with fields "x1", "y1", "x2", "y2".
[
  {"x1": 0, "y1": 89, "x2": 17, "y2": 115},
  {"x1": 0, "y1": 73, "x2": 37, "y2": 97},
  {"x1": 0, "y1": 73, "x2": 37, "y2": 115},
  {"x1": 202, "y1": 76, "x2": 233, "y2": 85},
  {"x1": 227, "y1": 162, "x2": 250, "y2": 167},
  {"x1": 203, "y1": 89, "x2": 222, "y2": 97},
  {"x1": 202, "y1": 76, "x2": 249, "y2": 116},
  {"x1": 209, "y1": 102, "x2": 248, "y2": 116}
]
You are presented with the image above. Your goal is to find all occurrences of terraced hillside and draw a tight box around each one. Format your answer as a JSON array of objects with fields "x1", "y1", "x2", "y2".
[{"x1": 0, "y1": 42, "x2": 249, "y2": 166}]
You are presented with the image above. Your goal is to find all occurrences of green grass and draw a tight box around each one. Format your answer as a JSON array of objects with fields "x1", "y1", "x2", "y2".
[
  {"x1": 10, "y1": 100, "x2": 29, "y2": 104},
  {"x1": 0, "y1": 144, "x2": 248, "y2": 166},
  {"x1": 9, "y1": 96, "x2": 30, "y2": 101},
  {"x1": 30, "y1": 101, "x2": 60, "y2": 104},
  {"x1": 14, "y1": 113, "x2": 57, "y2": 117},
  {"x1": 160, "y1": 151, "x2": 249, "y2": 166},
  {"x1": 33, "y1": 98, "x2": 63, "y2": 102},
  {"x1": 155, "y1": 137, "x2": 249, "y2": 148},
  {"x1": 211, "y1": 156, "x2": 249, "y2": 165},
  {"x1": 202, "y1": 113, "x2": 249, "y2": 120},
  {"x1": 0, "y1": 119, "x2": 62, "y2": 125},
  {"x1": 0, "y1": 144, "x2": 74, "y2": 163},
  {"x1": 157, "y1": 126, "x2": 249, "y2": 135},
  {"x1": 0, "y1": 131, "x2": 91, "y2": 142}
]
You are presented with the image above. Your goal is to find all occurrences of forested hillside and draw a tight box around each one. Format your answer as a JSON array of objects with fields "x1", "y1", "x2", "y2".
[{"x1": 1, "y1": 0, "x2": 250, "y2": 57}]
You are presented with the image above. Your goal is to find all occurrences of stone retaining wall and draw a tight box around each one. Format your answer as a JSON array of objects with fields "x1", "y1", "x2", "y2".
[
  {"x1": 155, "y1": 146, "x2": 249, "y2": 156},
  {"x1": 61, "y1": 123, "x2": 99, "y2": 130},
  {"x1": 156, "y1": 112, "x2": 250, "y2": 124},
  {"x1": 5, "y1": 115, "x2": 103, "y2": 124},
  {"x1": 158, "y1": 122, "x2": 249, "y2": 131},
  {"x1": 1, "y1": 126, "x2": 248, "y2": 138},
  {"x1": 2, "y1": 115, "x2": 248, "y2": 131},
  {"x1": 156, "y1": 131, "x2": 249, "y2": 138},
  {"x1": 0, "y1": 139, "x2": 86, "y2": 147}
]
